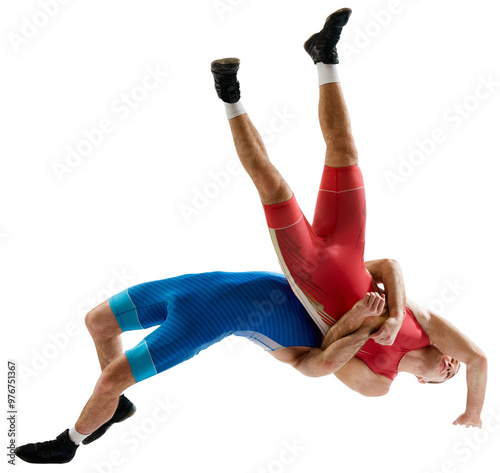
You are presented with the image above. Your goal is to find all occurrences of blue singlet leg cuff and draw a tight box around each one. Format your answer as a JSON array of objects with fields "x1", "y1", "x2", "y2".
[
  {"x1": 109, "y1": 290, "x2": 143, "y2": 332},
  {"x1": 125, "y1": 340, "x2": 157, "y2": 382}
]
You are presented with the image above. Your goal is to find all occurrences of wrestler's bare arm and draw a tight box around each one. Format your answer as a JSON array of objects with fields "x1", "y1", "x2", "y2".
[
  {"x1": 365, "y1": 258, "x2": 406, "y2": 345},
  {"x1": 293, "y1": 327, "x2": 373, "y2": 378},
  {"x1": 408, "y1": 299, "x2": 488, "y2": 428},
  {"x1": 271, "y1": 331, "x2": 392, "y2": 397},
  {"x1": 290, "y1": 294, "x2": 386, "y2": 377},
  {"x1": 365, "y1": 259, "x2": 406, "y2": 318}
]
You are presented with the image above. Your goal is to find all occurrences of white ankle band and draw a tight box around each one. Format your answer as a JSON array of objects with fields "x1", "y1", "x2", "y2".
[
  {"x1": 68, "y1": 427, "x2": 89, "y2": 445},
  {"x1": 317, "y1": 63, "x2": 340, "y2": 86},
  {"x1": 224, "y1": 100, "x2": 246, "y2": 120}
]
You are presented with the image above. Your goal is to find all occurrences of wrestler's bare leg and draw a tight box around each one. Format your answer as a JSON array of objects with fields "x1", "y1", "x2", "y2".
[
  {"x1": 227, "y1": 114, "x2": 292, "y2": 205},
  {"x1": 75, "y1": 355, "x2": 136, "y2": 435},
  {"x1": 85, "y1": 300, "x2": 124, "y2": 371},
  {"x1": 318, "y1": 82, "x2": 358, "y2": 168}
]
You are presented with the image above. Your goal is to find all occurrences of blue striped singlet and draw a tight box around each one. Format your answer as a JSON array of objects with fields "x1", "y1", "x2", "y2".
[{"x1": 109, "y1": 271, "x2": 322, "y2": 382}]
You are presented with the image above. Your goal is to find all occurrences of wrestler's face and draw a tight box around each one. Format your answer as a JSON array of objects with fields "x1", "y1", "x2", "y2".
[{"x1": 416, "y1": 345, "x2": 460, "y2": 384}]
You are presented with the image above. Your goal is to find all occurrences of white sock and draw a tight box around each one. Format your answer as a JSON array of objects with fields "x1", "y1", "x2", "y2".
[
  {"x1": 68, "y1": 426, "x2": 89, "y2": 445},
  {"x1": 316, "y1": 62, "x2": 340, "y2": 86},
  {"x1": 224, "y1": 100, "x2": 246, "y2": 120}
]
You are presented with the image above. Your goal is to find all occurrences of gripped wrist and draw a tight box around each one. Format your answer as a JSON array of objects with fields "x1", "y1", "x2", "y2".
[{"x1": 389, "y1": 307, "x2": 406, "y2": 321}]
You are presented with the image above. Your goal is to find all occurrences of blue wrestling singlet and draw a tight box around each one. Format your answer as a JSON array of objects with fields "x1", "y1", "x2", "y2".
[{"x1": 109, "y1": 271, "x2": 323, "y2": 382}]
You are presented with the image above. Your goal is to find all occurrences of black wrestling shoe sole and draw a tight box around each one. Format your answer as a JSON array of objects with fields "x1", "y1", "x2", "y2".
[
  {"x1": 211, "y1": 57, "x2": 240, "y2": 71},
  {"x1": 304, "y1": 8, "x2": 352, "y2": 64},
  {"x1": 323, "y1": 8, "x2": 352, "y2": 31}
]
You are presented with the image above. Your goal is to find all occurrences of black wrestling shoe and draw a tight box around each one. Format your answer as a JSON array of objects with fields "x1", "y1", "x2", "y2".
[
  {"x1": 304, "y1": 8, "x2": 352, "y2": 64},
  {"x1": 82, "y1": 394, "x2": 136, "y2": 445},
  {"x1": 211, "y1": 58, "x2": 241, "y2": 103},
  {"x1": 15, "y1": 429, "x2": 78, "y2": 464}
]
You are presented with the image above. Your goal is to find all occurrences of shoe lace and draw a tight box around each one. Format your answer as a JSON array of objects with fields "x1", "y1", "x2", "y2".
[
  {"x1": 216, "y1": 75, "x2": 238, "y2": 88},
  {"x1": 36, "y1": 434, "x2": 73, "y2": 457},
  {"x1": 325, "y1": 29, "x2": 341, "y2": 45}
]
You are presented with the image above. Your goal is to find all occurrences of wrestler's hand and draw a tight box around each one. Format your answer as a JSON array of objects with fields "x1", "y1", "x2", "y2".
[
  {"x1": 453, "y1": 412, "x2": 482, "y2": 429},
  {"x1": 370, "y1": 316, "x2": 403, "y2": 346}
]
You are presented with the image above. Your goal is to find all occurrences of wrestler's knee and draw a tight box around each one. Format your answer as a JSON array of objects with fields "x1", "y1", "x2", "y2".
[
  {"x1": 325, "y1": 134, "x2": 358, "y2": 167},
  {"x1": 84, "y1": 309, "x2": 99, "y2": 336},
  {"x1": 85, "y1": 309, "x2": 108, "y2": 340},
  {"x1": 85, "y1": 301, "x2": 121, "y2": 340},
  {"x1": 255, "y1": 164, "x2": 292, "y2": 205}
]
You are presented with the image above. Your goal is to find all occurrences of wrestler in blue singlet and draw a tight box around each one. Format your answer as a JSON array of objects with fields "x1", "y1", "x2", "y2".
[{"x1": 109, "y1": 271, "x2": 322, "y2": 382}]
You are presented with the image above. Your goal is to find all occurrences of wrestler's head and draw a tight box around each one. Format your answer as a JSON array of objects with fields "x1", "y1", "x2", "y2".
[{"x1": 414, "y1": 344, "x2": 460, "y2": 384}]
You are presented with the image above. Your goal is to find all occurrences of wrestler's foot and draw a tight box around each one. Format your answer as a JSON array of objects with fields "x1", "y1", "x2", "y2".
[
  {"x1": 360, "y1": 314, "x2": 388, "y2": 335},
  {"x1": 211, "y1": 58, "x2": 241, "y2": 103},
  {"x1": 82, "y1": 394, "x2": 136, "y2": 445},
  {"x1": 304, "y1": 8, "x2": 352, "y2": 64},
  {"x1": 15, "y1": 429, "x2": 78, "y2": 464}
]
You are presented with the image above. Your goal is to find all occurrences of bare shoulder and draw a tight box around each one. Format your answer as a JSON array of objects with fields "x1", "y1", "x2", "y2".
[
  {"x1": 406, "y1": 297, "x2": 432, "y2": 332},
  {"x1": 270, "y1": 347, "x2": 391, "y2": 396},
  {"x1": 335, "y1": 357, "x2": 392, "y2": 397}
]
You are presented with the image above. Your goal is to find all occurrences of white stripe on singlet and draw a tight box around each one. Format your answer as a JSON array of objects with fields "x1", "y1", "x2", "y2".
[
  {"x1": 268, "y1": 228, "x2": 330, "y2": 337},
  {"x1": 318, "y1": 186, "x2": 365, "y2": 194}
]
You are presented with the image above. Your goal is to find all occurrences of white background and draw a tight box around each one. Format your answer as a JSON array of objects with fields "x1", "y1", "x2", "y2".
[{"x1": 1, "y1": 1, "x2": 499, "y2": 472}]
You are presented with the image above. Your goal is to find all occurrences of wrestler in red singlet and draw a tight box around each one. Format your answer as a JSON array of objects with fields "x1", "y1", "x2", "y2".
[
  {"x1": 264, "y1": 164, "x2": 375, "y2": 336},
  {"x1": 263, "y1": 164, "x2": 431, "y2": 379},
  {"x1": 356, "y1": 306, "x2": 430, "y2": 380}
]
